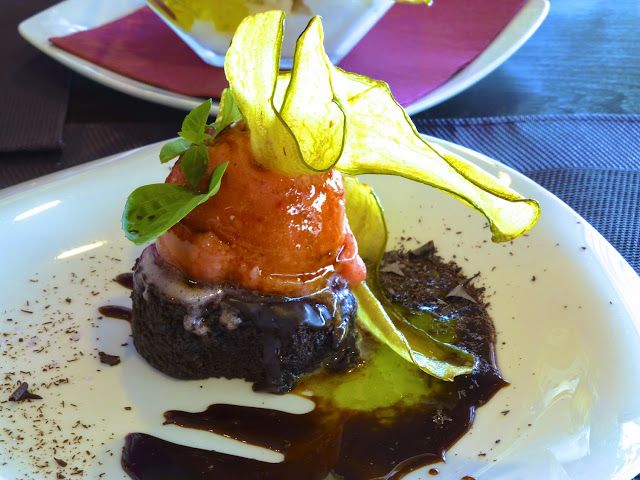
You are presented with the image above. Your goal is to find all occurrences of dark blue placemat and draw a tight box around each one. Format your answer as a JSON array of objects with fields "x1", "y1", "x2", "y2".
[
  {"x1": 414, "y1": 114, "x2": 640, "y2": 276},
  {"x1": 0, "y1": 122, "x2": 178, "y2": 189}
]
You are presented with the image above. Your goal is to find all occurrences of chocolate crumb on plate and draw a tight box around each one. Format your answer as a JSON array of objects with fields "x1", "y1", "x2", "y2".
[
  {"x1": 9, "y1": 382, "x2": 42, "y2": 401},
  {"x1": 409, "y1": 240, "x2": 435, "y2": 258},
  {"x1": 98, "y1": 352, "x2": 121, "y2": 366}
]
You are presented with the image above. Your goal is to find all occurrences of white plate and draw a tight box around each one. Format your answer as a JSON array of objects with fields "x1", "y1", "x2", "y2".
[
  {"x1": 1, "y1": 137, "x2": 640, "y2": 480},
  {"x1": 18, "y1": 0, "x2": 549, "y2": 116}
]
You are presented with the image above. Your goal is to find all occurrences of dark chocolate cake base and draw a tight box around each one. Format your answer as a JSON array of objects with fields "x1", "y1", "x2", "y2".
[{"x1": 131, "y1": 245, "x2": 359, "y2": 393}]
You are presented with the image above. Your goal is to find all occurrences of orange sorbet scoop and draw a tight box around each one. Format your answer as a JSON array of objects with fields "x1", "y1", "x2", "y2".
[{"x1": 155, "y1": 124, "x2": 366, "y2": 297}]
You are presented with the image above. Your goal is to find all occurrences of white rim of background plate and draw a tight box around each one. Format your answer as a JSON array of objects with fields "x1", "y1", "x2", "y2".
[{"x1": 18, "y1": 0, "x2": 548, "y2": 116}]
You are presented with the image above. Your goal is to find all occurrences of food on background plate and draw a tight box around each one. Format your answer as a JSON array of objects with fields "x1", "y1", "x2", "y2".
[
  {"x1": 121, "y1": 10, "x2": 540, "y2": 478},
  {"x1": 146, "y1": 0, "x2": 432, "y2": 67},
  {"x1": 152, "y1": 0, "x2": 314, "y2": 34},
  {"x1": 152, "y1": 0, "x2": 430, "y2": 34}
]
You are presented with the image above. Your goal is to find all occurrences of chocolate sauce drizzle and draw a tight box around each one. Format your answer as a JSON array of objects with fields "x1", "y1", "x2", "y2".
[
  {"x1": 120, "y1": 246, "x2": 506, "y2": 479},
  {"x1": 98, "y1": 305, "x2": 132, "y2": 322},
  {"x1": 122, "y1": 365, "x2": 503, "y2": 480},
  {"x1": 115, "y1": 272, "x2": 134, "y2": 290},
  {"x1": 98, "y1": 273, "x2": 134, "y2": 321}
]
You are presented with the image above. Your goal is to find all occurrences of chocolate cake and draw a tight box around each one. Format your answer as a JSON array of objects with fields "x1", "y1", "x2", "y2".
[{"x1": 131, "y1": 245, "x2": 360, "y2": 393}]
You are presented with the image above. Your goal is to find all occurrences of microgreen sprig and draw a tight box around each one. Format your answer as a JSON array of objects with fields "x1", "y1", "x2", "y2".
[
  {"x1": 159, "y1": 99, "x2": 211, "y2": 187},
  {"x1": 122, "y1": 91, "x2": 241, "y2": 245}
]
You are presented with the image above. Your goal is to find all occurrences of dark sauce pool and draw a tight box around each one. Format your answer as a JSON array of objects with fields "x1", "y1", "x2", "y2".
[
  {"x1": 114, "y1": 272, "x2": 134, "y2": 290},
  {"x1": 118, "y1": 245, "x2": 506, "y2": 479},
  {"x1": 98, "y1": 305, "x2": 132, "y2": 322},
  {"x1": 97, "y1": 273, "x2": 134, "y2": 321}
]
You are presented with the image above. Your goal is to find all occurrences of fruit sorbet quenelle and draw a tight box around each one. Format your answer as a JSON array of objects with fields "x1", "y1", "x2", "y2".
[{"x1": 157, "y1": 124, "x2": 366, "y2": 297}]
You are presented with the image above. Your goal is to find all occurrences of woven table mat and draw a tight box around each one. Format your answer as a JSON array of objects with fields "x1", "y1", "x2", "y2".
[
  {"x1": 414, "y1": 114, "x2": 640, "y2": 275},
  {"x1": 0, "y1": 122, "x2": 177, "y2": 189},
  {"x1": 2, "y1": 0, "x2": 70, "y2": 153}
]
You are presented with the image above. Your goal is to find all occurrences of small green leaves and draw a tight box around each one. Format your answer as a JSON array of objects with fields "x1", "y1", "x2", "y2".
[
  {"x1": 168, "y1": 98, "x2": 213, "y2": 188},
  {"x1": 159, "y1": 138, "x2": 192, "y2": 164},
  {"x1": 178, "y1": 98, "x2": 213, "y2": 145},
  {"x1": 122, "y1": 162, "x2": 228, "y2": 246},
  {"x1": 124, "y1": 94, "x2": 241, "y2": 246},
  {"x1": 159, "y1": 95, "x2": 242, "y2": 189},
  {"x1": 215, "y1": 89, "x2": 242, "y2": 134},
  {"x1": 181, "y1": 144, "x2": 210, "y2": 188}
]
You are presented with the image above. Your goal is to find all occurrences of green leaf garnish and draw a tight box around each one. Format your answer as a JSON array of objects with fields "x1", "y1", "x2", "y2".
[
  {"x1": 180, "y1": 144, "x2": 209, "y2": 188},
  {"x1": 159, "y1": 138, "x2": 192, "y2": 164},
  {"x1": 163, "y1": 98, "x2": 214, "y2": 189},
  {"x1": 343, "y1": 176, "x2": 475, "y2": 381},
  {"x1": 162, "y1": 93, "x2": 242, "y2": 189},
  {"x1": 178, "y1": 130, "x2": 209, "y2": 145},
  {"x1": 122, "y1": 162, "x2": 228, "y2": 246},
  {"x1": 215, "y1": 89, "x2": 242, "y2": 134},
  {"x1": 178, "y1": 98, "x2": 212, "y2": 145},
  {"x1": 122, "y1": 93, "x2": 242, "y2": 245}
]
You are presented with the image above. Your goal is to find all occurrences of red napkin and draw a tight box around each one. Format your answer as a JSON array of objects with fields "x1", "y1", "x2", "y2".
[{"x1": 50, "y1": 0, "x2": 527, "y2": 108}]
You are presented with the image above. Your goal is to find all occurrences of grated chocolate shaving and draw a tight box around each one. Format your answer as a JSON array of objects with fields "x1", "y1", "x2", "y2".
[
  {"x1": 409, "y1": 240, "x2": 435, "y2": 259},
  {"x1": 445, "y1": 284, "x2": 477, "y2": 303},
  {"x1": 380, "y1": 262, "x2": 405, "y2": 277}
]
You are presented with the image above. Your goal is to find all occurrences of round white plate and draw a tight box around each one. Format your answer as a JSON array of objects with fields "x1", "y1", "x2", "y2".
[
  {"x1": 1, "y1": 136, "x2": 639, "y2": 480},
  {"x1": 18, "y1": 0, "x2": 548, "y2": 116}
]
